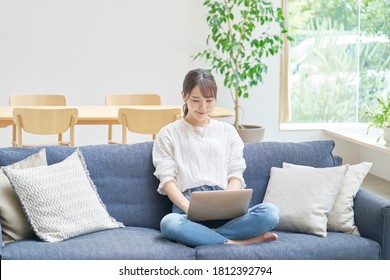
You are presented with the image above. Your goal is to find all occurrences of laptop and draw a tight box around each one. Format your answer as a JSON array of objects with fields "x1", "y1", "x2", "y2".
[{"x1": 187, "y1": 189, "x2": 253, "y2": 221}]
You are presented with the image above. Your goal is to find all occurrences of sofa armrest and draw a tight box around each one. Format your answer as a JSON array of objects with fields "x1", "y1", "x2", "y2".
[
  {"x1": 354, "y1": 188, "x2": 390, "y2": 260},
  {"x1": 0, "y1": 221, "x2": 3, "y2": 259},
  {"x1": 333, "y1": 155, "x2": 342, "y2": 166}
]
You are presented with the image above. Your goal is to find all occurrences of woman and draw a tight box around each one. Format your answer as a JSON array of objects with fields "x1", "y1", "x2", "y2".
[{"x1": 152, "y1": 68, "x2": 279, "y2": 247}]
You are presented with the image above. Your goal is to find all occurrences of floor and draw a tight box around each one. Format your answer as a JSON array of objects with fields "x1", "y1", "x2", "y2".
[{"x1": 362, "y1": 173, "x2": 390, "y2": 200}]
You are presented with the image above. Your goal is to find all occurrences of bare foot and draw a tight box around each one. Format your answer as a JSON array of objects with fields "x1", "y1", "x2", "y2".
[{"x1": 225, "y1": 232, "x2": 278, "y2": 245}]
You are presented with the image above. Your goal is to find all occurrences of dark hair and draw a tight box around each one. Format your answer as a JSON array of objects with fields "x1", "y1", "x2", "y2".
[{"x1": 182, "y1": 69, "x2": 217, "y2": 117}]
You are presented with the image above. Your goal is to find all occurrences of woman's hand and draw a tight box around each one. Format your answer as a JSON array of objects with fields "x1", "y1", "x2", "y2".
[
  {"x1": 163, "y1": 180, "x2": 190, "y2": 214},
  {"x1": 227, "y1": 177, "x2": 243, "y2": 190}
]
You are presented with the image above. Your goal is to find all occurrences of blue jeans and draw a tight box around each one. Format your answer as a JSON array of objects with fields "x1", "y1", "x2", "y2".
[{"x1": 160, "y1": 186, "x2": 280, "y2": 247}]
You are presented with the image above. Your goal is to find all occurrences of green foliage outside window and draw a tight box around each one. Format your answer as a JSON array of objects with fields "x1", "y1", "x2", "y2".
[{"x1": 288, "y1": 0, "x2": 390, "y2": 123}]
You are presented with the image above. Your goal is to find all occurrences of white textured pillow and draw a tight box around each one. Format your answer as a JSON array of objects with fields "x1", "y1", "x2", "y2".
[
  {"x1": 3, "y1": 150, "x2": 124, "y2": 242},
  {"x1": 283, "y1": 162, "x2": 372, "y2": 235},
  {"x1": 263, "y1": 165, "x2": 348, "y2": 237},
  {"x1": 0, "y1": 149, "x2": 47, "y2": 244}
]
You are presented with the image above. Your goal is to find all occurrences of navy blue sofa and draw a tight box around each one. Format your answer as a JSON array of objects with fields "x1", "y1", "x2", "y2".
[{"x1": 1, "y1": 140, "x2": 389, "y2": 260}]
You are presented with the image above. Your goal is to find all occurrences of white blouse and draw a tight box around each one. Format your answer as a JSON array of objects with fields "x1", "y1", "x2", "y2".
[{"x1": 152, "y1": 118, "x2": 246, "y2": 194}]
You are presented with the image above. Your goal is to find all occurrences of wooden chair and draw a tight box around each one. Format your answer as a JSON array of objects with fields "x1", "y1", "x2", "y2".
[
  {"x1": 9, "y1": 94, "x2": 67, "y2": 145},
  {"x1": 12, "y1": 108, "x2": 78, "y2": 147},
  {"x1": 105, "y1": 94, "x2": 161, "y2": 144},
  {"x1": 9, "y1": 94, "x2": 66, "y2": 106},
  {"x1": 117, "y1": 107, "x2": 181, "y2": 144}
]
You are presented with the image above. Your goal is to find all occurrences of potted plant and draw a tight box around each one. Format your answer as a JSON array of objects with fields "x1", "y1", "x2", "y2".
[
  {"x1": 193, "y1": 0, "x2": 292, "y2": 142},
  {"x1": 365, "y1": 94, "x2": 390, "y2": 146}
]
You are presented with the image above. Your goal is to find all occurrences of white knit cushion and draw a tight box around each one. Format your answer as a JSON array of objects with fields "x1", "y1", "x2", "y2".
[
  {"x1": 263, "y1": 165, "x2": 348, "y2": 237},
  {"x1": 283, "y1": 162, "x2": 372, "y2": 235},
  {"x1": 3, "y1": 150, "x2": 124, "y2": 242},
  {"x1": 0, "y1": 149, "x2": 47, "y2": 244}
]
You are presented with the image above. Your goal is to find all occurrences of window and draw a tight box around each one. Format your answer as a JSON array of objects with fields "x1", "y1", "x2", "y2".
[{"x1": 281, "y1": 0, "x2": 389, "y2": 124}]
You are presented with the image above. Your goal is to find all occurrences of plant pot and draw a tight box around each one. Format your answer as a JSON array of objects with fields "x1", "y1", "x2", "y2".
[
  {"x1": 383, "y1": 125, "x2": 390, "y2": 147},
  {"x1": 236, "y1": 125, "x2": 265, "y2": 143}
]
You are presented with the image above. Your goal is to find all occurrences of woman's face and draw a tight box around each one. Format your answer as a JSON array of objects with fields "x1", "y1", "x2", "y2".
[{"x1": 183, "y1": 85, "x2": 216, "y2": 126}]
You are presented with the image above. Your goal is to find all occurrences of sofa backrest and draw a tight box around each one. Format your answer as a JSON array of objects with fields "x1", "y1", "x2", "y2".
[
  {"x1": 0, "y1": 140, "x2": 339, "y2": 230},
  {"x1": 243, "y1": 140, "x2": 339, "y2": 206},
  {"x1": 0, "y1": 142, "x2": 171, "y2": 230},
  {"x1": 77, "y1": 142, "x2": 172, "y2": 230}
]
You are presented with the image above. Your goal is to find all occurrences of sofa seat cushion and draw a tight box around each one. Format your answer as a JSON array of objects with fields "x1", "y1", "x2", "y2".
[
  {"x1": 2, "y1": 227, "x2": 196, "y2": 260},
  {"x1": 195, "y1": 231, "x2": 381, "y2": 260}
]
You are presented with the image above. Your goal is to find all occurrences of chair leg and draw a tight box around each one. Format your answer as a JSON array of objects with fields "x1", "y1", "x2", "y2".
[
  {"x1": 121, "y1": 116, "x2": 127, "y2": 144},
  {"x1": 108, "y1": 124, "x2": 113, "y2": 144},
  {"x1": 58, "y1": 133, "x2": 63, "y2": 144},
  {"x1": 69, "y1": 115, "x2": 76, "y2": 146},
  {"x1": 16, "y1": 116, "x2": 23, "y2": 148},
  {"x1": 12, "y1": 125, "x2": 16, "y2": 146}
]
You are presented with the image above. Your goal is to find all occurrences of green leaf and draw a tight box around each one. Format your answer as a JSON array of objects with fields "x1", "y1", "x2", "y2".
[{"x1": 192, "y1": 0, "x2": 293, "y2": 127}]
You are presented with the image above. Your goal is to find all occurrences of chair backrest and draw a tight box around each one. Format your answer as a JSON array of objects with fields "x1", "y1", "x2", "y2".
[
  {"x1": 9, "y1": 95, "x2": 68, "y2": 146},
  {"x1": 105, "y1": 94, "x2": 161, "y2": 106},
  {"x1": 13, "y1": 108, "x2": 78, "y2": 147},
  {"x1": 118, "y1": 108, "x2": 181, "y2": 143},
  {"x1": 9, "y1": 94, "x2": 66, "y2": 106}
]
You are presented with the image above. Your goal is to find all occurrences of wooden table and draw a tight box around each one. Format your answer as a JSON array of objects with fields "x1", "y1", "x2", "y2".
[{"x1": 0, "y1": 105, "x2": 234, "y2": 128}]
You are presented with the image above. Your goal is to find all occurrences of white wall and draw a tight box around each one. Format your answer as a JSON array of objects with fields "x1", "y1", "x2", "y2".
[
  {"x1": 1, "y1": 1, "x2": 388, "y2": 180},
  {"x1": 0, "y1": 0, "x2": 212, "y2": 144}
]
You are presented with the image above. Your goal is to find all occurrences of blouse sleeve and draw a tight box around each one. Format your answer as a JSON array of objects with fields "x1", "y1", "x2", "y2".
[
  {"x1": 152, "y1": 127, "x2": 178, "y2": 195},
  {"x1": 227, "y1": 126, "x2": 246, "y2": 187}
]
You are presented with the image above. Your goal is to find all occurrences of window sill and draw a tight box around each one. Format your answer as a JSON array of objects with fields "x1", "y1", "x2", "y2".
[
  {"x1": 279, "y1": 122, "x2": 368, "y2": 131},
  {"x1": 323, "y1": 127, "x2": 390, "y2": 155},
  {"x1": 281, "y1": 122, "x2": 390, "y2": 155}
]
